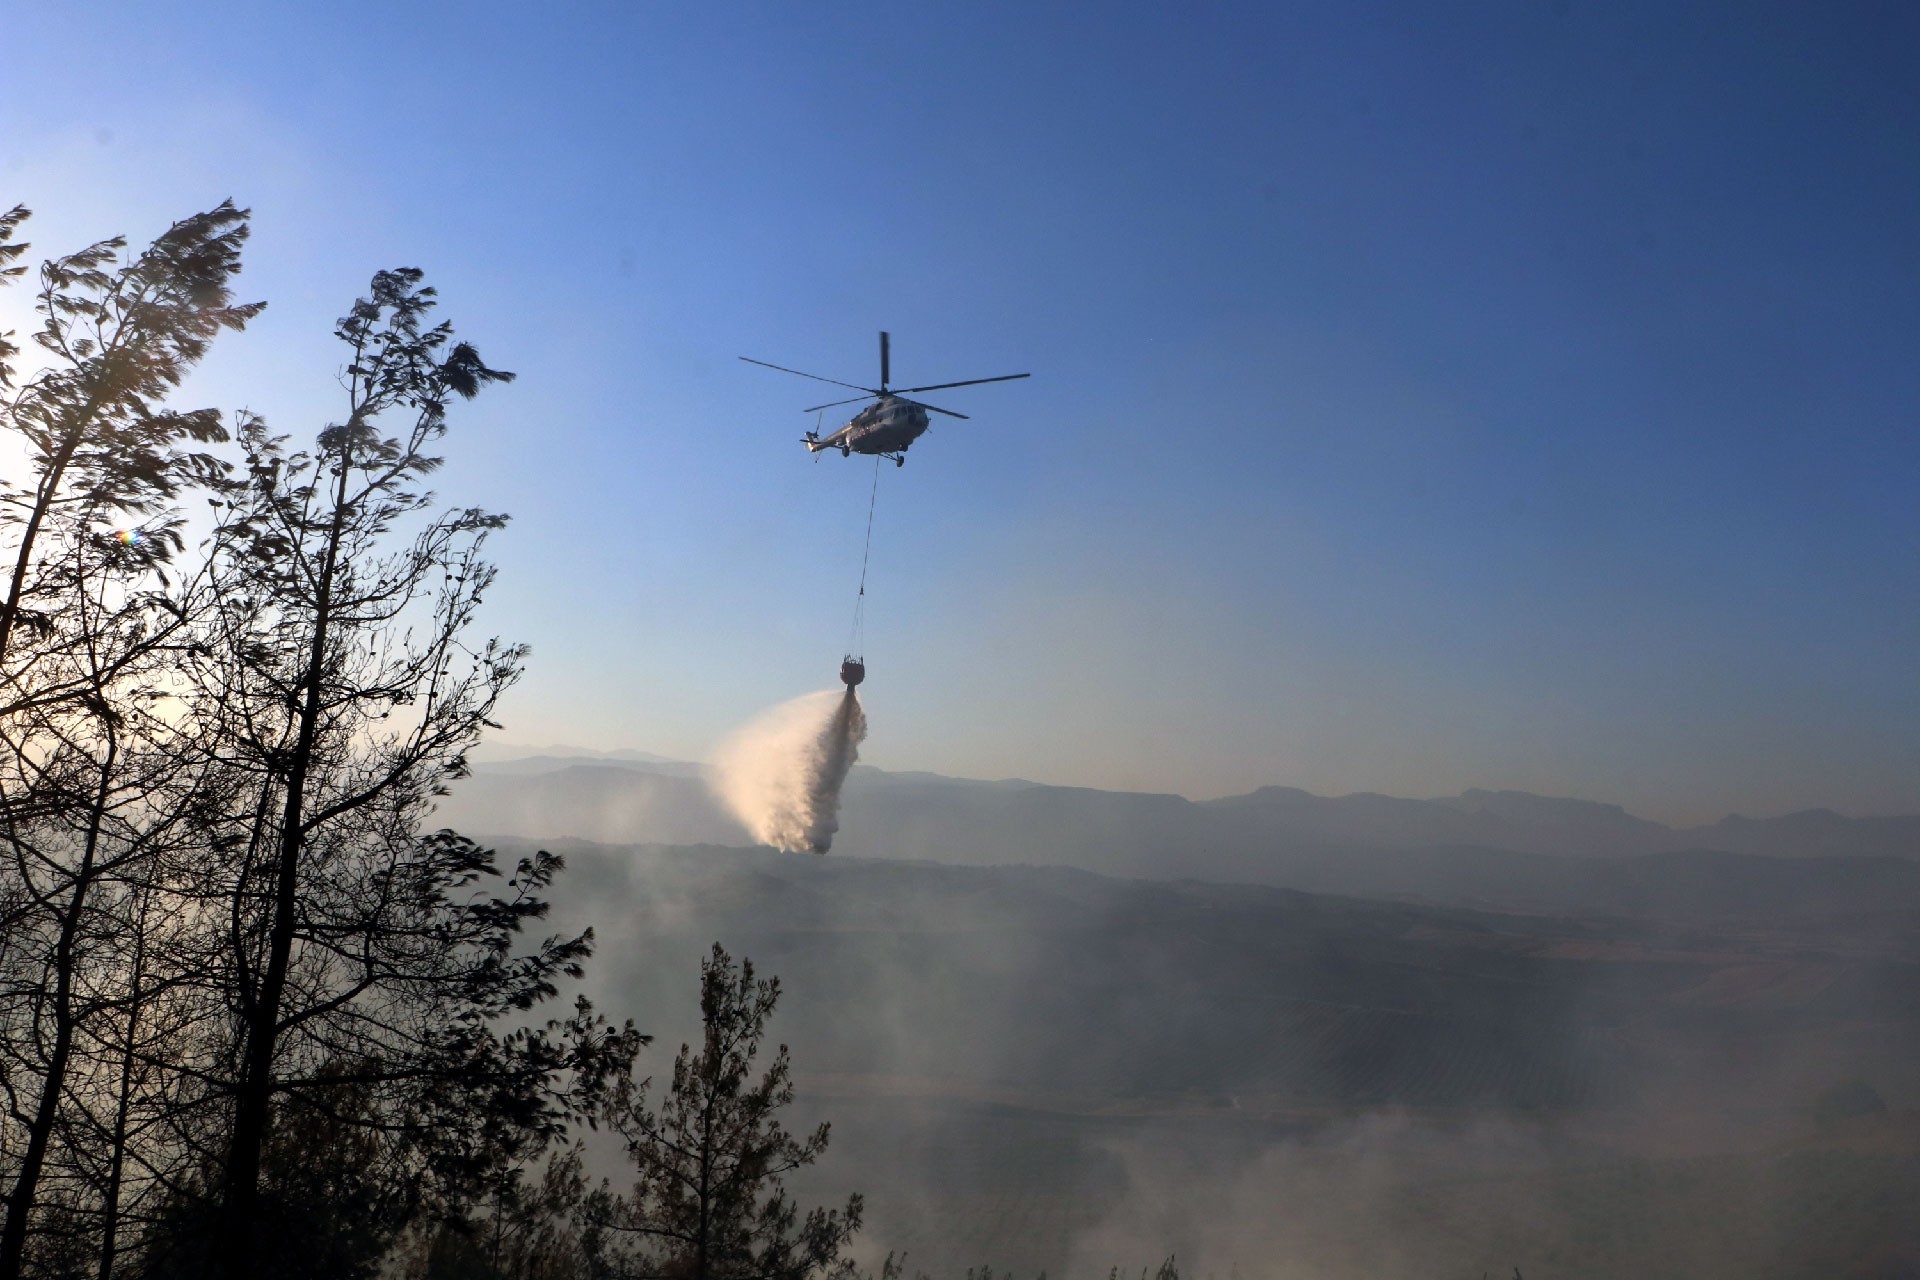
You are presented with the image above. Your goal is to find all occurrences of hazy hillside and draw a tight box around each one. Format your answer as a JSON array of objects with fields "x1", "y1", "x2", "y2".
[
  {"x1": 538, "y1": 841, "x2": 1920, "y2": 1116},
  {"x1": 441, "y1": 758, "x2": 1920, "y2": 920},
  {"x1": 450, "y1": 762, "x2": 742, "y2": 845},
  {"x1": 530, "y1": 841, "x2": 1920, "y2": 1278},
  {"x1": 450, "y1": 755, "x2": 1920, "y2": 1274}
]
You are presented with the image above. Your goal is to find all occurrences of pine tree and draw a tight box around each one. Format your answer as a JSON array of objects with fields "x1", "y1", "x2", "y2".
[
  {"x1": 157, "y1": 267, "x2": 633, "y2": 1277},
  {"x1": 603, "y1": 944, "x2": 862, "y2": 1280}
]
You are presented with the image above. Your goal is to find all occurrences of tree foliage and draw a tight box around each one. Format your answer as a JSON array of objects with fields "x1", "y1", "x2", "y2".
[
  {"x1": 168, "y1": 263, "x2": 644, "y2": 1279},
  {"x1": 403, "y1": 945, "x2": 865, "y2": 1280},
  {"x1": 600, "y1": 944, "x2": 862, "y2": 1280},
  {"x1": 0, "y1": 201, "x2": 262, "y2": 1280},
  {"x1": 0, "y1": 206, "x2": 652, "y2": 1280}
]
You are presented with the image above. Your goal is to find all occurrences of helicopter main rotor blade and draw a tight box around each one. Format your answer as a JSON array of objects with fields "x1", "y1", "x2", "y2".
[
  {"x1": 880, "y1": 331, "x2": 890, "y2": 391},
  {"x1": 893, "y1": 372, "x2": 1031, "y2": 394},
  {"x1": 739, "y1": 356, "x2": 878, "y2": 395},
  {"x1": 896, "y1": 396, "x2": 969, "y2": 420},
  {"x1": 802, "y1": 395, "x2": 873, "y2": 413}
]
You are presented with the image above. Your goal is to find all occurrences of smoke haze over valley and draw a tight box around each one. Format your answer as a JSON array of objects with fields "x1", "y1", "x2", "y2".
[
  {"x1": 504, "y1": 828, "x2": 1919, "y2": 1276},
  {"x1": 442, "y1": 751, "x2": 1920, "y2": 1275}
]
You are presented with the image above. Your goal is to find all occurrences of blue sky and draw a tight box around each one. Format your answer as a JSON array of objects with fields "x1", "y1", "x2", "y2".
[{"x1": 5, "y1": 1, "x2": 1916, "y2": 821}]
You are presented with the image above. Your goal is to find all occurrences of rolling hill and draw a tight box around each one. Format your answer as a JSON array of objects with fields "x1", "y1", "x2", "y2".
[{"x1": 441, "y1": 757, "x2": 1920, "y2": 924}]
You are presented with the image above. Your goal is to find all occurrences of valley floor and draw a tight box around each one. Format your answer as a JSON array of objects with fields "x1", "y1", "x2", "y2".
[{"x1": 530, "y1": 841, "x2": 1920, "y2": 1278}]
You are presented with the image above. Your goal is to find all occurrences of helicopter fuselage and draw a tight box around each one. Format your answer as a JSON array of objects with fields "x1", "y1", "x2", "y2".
[{"x1": 804, "y1": 396, "x2": 930, "y2": 462}]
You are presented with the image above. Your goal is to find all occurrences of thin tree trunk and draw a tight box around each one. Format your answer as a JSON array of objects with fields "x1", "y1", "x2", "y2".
[
  {"x1": 219, "y1": 444, "x2": 352, "y2": 1280},
  {"x1": 0, "y1": 396, "x2": 100, "y2": 667},
  {"x1": 96, "y1": 876, "x2": 153, "y2": 1280},
  {"x1": 0, "y1": 735, "x2": 116, "y2": 1280},
  {"x1": 697, "y1": 1086, "x2": 715, "y2": 1280}
]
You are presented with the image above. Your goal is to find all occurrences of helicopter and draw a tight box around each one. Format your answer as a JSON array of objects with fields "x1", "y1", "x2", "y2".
[{"x1": 741, "y1": 331, "x2": 1028, "y2": 465}]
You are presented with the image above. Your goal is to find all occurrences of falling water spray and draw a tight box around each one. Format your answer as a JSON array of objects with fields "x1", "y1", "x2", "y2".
[
  {"x1": 709, "y1": 685, "x2": 868, "y2": 854},
  {"x1": 711, "y1": 454, "x2": 881, "y2": 853}
]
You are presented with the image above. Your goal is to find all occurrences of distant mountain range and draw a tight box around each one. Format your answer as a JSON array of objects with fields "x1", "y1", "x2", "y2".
[
  {"x1": 465, "y1": 742, "x2": 689, "y2": 766},
  {"x1": 437, "y1": 753, "x2": 1920, "y2": 918}
]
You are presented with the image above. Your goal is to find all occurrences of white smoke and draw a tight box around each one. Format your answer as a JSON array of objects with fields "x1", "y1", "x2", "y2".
[{"x1": 708, "y1": 688, "x2": 867, "y2": 853}]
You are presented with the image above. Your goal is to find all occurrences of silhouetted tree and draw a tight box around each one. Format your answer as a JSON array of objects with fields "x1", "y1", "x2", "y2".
[
  {"x1": 148, "y1": 267, "x2": 648, "y2": 1279},
  {"x1": 0, "y1": 201, "x2": 260, "y2": 1280},
  {"x1": 402, "y1": 1143, "x2": 627, "y2": 1280},
  {"x1": 0, "y1": 210, "x2": 641, "y2": 1280},
  {"x1": 601, "y1": 944, "x2": 862, "y2": 1280},
  {"x1": 1105, "y1": 1261, "x2": 1176, "y2": 1280},
  {"x1": 0, "y1": 201, "x2": 255, "y2": 675}
]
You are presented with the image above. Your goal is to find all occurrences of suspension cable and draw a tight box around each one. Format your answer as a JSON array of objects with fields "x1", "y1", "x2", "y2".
[{"x1": 846, "y1": 454, "x2": 881, "y2": 657}]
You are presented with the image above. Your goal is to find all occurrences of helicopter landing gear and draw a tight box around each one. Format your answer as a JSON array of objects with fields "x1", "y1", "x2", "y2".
[
  {"x1": 893, "y1": 456, "x2": 905, "y2": 468},
  {"x1": 840, "y1": 444, "x2": 850, "y2": 457}
]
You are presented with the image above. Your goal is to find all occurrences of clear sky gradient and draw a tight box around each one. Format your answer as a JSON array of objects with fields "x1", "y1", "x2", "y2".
[{"x1": 6, "y1": 2, "x2": 1916, "y2": 822}]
